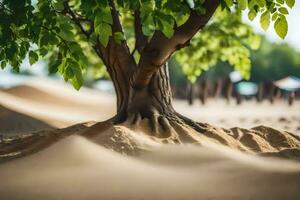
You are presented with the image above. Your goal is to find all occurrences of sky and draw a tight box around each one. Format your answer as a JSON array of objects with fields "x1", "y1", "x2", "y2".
[{"x1": 244, "y1": 1, "x2": 300, "y2": 51}]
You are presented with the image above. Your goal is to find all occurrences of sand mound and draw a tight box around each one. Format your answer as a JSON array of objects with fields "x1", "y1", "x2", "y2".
[
  {"x1": 4, "y1": 85, "x2": 107, "y2": 110},
  {"x1": 1, "y1": 119, "x2": 300, "y2": 199},
  {"x1": 0, "y1": 105, "x2": 53, "y2": 136},
  {"x1": 198, "y1": 124, "x2": 300, "y2": 159},
  {"x1": 0, "y1": 135, "x2": 300, "y2": 200},
  {"x1": 1, "y1": 119, "x2": 300, "y2": 161},
  {"x1": 0, "y1": 84, "x2": 115, "y2": 128}
]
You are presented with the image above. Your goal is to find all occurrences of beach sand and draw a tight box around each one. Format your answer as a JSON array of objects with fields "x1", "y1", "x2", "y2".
[{"x1": 0, "y1": 79, "x2": 300, "y2": 199}]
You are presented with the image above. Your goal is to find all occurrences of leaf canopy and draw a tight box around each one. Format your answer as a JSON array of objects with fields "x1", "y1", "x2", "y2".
[{"x1": 0, "y1": 0, "x2": 295, "y2": 88}]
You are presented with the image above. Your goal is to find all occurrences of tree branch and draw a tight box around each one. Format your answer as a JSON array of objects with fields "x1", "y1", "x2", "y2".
[
  {"x1": 61, "y1": 0, "x2": 136, "y2": 97},
  {"x1": 134, "y1": 10, "x2": 148, "y2": 53},
  {"x1": 93, "y1": 0, "x2": 135, "y2": 69},
  {"x1": 131, "y1": 0, "x2": 220, "y2": 89},
  {"x1": 63, "y1": 2, "x2": 93, "y2": 38},
  {"x1": 108, "y1": 0, "x2": 123, "y2": 33}
]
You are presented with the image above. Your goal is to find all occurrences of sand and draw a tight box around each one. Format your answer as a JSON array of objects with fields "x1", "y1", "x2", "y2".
[
  {"x1": 1, "y1": 78, "x2": 299, "y2": 136},
  {"x1": 175, "y1": 99, "x2": 300, "y2": 136},
  {"x1": 0, "y1": 79, "x2": 300, "y2": 199},
  {"x1": 0, "y1": 79, "x2": 115, "y2": 128},
  {"x1": 0, "y1": 135, "x2": 299, "y2": 200},
  {"x1": 0, "y1": 105, "x2": 53, "y2": 136}
]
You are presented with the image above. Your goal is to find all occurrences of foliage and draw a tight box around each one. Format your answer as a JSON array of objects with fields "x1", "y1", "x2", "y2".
[
  {"x1": 250, "y1": 37, "x2": 300, "y2": 81},
  {"x1": 170, "y1": 36, "x2": 300, "y2": 85},
  {"x1": 175, "y1": 9, "x2": 260, "y2": 83},
  {"x1": 223, "y1": 0, "x2": 293, "y2": 39},
  {"x1": 0, "y1": 0, "x2": 295, "y2": 89}
]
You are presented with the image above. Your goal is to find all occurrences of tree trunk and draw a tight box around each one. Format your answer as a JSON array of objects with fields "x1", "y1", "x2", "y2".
[
  {"x1": 199, "y1": 80, "x2": 208, "y2": 105},
  {"x1": 188, "y1": 83, "x2": 194, "y2": 105},
  {"x1": 110, "y1": 60, "x2": 210, "y2": 137},
  {"x1": 112, "y1": 62, "x2": 176, "y2": 132}
]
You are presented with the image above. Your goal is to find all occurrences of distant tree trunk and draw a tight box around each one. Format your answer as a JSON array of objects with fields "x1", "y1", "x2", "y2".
[
  {"x1": 236, "y1": 93, "x2": 242, "y2": 105},
  {"x1": 256, "y1": 82, "x2": 264, "y2": 103},
  {"x1": 275, "y1": 88, "x2": 282, "y2": 100},
  {"x1": 213, "y1": 79, "x2": 222, "y2": 98},
  {"x1": 288, "y1": 91, "x2": 295, "y2": 106},
  {"x1": 269, "y1": 84, "x2": 275, "y2": 104},
  {"x1": 224, "y1": 77, "x2": 232, "y2": 104},
  {"x1": 187, "y1": 83, "x2": 194, "y2": 105},
  {"x1": 199, "y1": 80, "x2": 208, "y2": 105}
]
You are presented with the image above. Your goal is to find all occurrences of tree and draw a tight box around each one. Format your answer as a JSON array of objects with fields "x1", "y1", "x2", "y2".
[
  {"x1": 0, "y1": 0, "x2": 295, "y2": 138},
  {"x1": 250, "y1": 37, "x2": 300, "y2": 82}
]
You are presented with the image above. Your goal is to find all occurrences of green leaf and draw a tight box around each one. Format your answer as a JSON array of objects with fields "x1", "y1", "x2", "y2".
[
  {"x1": 276, "y1": 0, "x2": 284, "y2": 4},
  {"x1": 1, "y1": 61, "x2": 7, "y2": 69},
  {"x1": 272, "y1": 13, "x2": 278, "y2": 21},
  {"x1": 5, "y1": 45, "x2": 17, "y2": 60},
  {"x1": 278, "y1": 7, "x2": 289, "y2": 14},
  {"x1": 260, "y1": 11, "x2": 270, "y2": 31},
  {"x1": 29, "y1": 51, "x2": 38, "y2": 65},
  {"x1": 224, "y1": 0, "x2": 233, "y2": 7},
  {"x1": 141, "y1": 14, "x2": 155, "y2": 36},
  {"x1": 0, "y1": 50, "x2": 5, "y2": 60},
  {"x1": 285, "y1": 0, "x2": 295, "y2": 8},
  {"x1": 71, "y1": 67, "x2": 84, "y2": 90},
  {"x1": 94, "y1": 7, "x2": 113, "y2": 25},
  {"x1": 53, "y1": 1, "x2": 64, "y2": 10},
  {"x1": 65, "y1": 66, "x2": 74, "y2": 78},
  {"x1": 39, "y1": 48, "x2": 48, "y2": 57},
  {"x1": 95, "y1": 22, "x2": 112, "y2": 47},
  {"x1": 248, "y1": 10, "x2": 257, "y2": 21},
  {"x1": 156, "y1": 13, "x2": 175, "y2": 38},
  {"x1": 256, "y1": 0, "x2": 266, "y2": 7},
  {"x1": 113, "y1": 32, "x2": 125, "y2": 44},
  {"x1": 274, "y1": 16, "x2": 288, "y2": 39},
  {"x1": 237, "y1": 0, "x2": 248, "y2": 10},
  {"x1": 48, "y1": 60, "x2": 61, "y2": 74}
]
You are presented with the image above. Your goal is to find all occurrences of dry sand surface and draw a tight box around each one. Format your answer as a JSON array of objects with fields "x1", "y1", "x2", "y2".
[
  {"x1": 0, "y1": 79, "x2": 116, "y2": 130},
  {"x1": 0, "y1": 135, "x2": 299, "y2": 200},
  {"x1": 175, "y1": 99, "x2": 300, "y2": 136},
  {"x1": 0, "y1": 79, "x2": 300, "y2": 199},
  {"x1": 1, "y1": 78, "x2": 299, "y2": 136},
  {"x1": 0, "y1": 105, "x2": 52, "y2": 136}
]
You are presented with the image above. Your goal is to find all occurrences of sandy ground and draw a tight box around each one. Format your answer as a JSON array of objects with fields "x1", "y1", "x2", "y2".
[
  {"x1": 0, "y1": 79, "x2": 300, "y2": 199},
  {"x1": 0, "y1": 79, "x2": 115, "y2": 132},
  {"x1": 0, "y1": 135, "x2": 300, "y2": 200},
  {"x1": 175, "y1": 99, "x2": 300, "y2": 136},
  {"x1": 0, "y1": 78, "x2": 299, "y2": 136}
]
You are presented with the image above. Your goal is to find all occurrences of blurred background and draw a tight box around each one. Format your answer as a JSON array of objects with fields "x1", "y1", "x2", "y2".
[{"x1": 0, "y1": 3, "x2": 299, "y2": 136}]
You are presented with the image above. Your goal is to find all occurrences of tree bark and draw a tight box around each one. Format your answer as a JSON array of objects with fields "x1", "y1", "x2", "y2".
[{"x1": 114, "y1": 63, "x2": 175, "y2": 131}]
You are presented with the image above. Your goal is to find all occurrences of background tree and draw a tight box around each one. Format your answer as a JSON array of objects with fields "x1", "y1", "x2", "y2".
[
  {"x1": 0, "y1": 0, "x2": 295, "y2": 136},
  {"x1": 250, "y1": 37, "x2": 300, "y2": 82}
]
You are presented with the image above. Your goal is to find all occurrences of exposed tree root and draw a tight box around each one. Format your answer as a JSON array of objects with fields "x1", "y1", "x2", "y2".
[{"x1": 1, "y1": 112, "x2": 300, "y2": 163}]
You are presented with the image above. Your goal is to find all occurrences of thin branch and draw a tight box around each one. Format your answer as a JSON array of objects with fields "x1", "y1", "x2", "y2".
[
  {"x1": 134, "y1": 10, "x2": 148, "y2": 53},
  {"x1": 40, "y1": 25, "x2": 70, "y2": 51},
  {"x1": 108, "y1": 0, "x2": 124, "y2": 33},
  {"x1": 62, "y1": 2, "x2": 93, "y2": 38}
]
